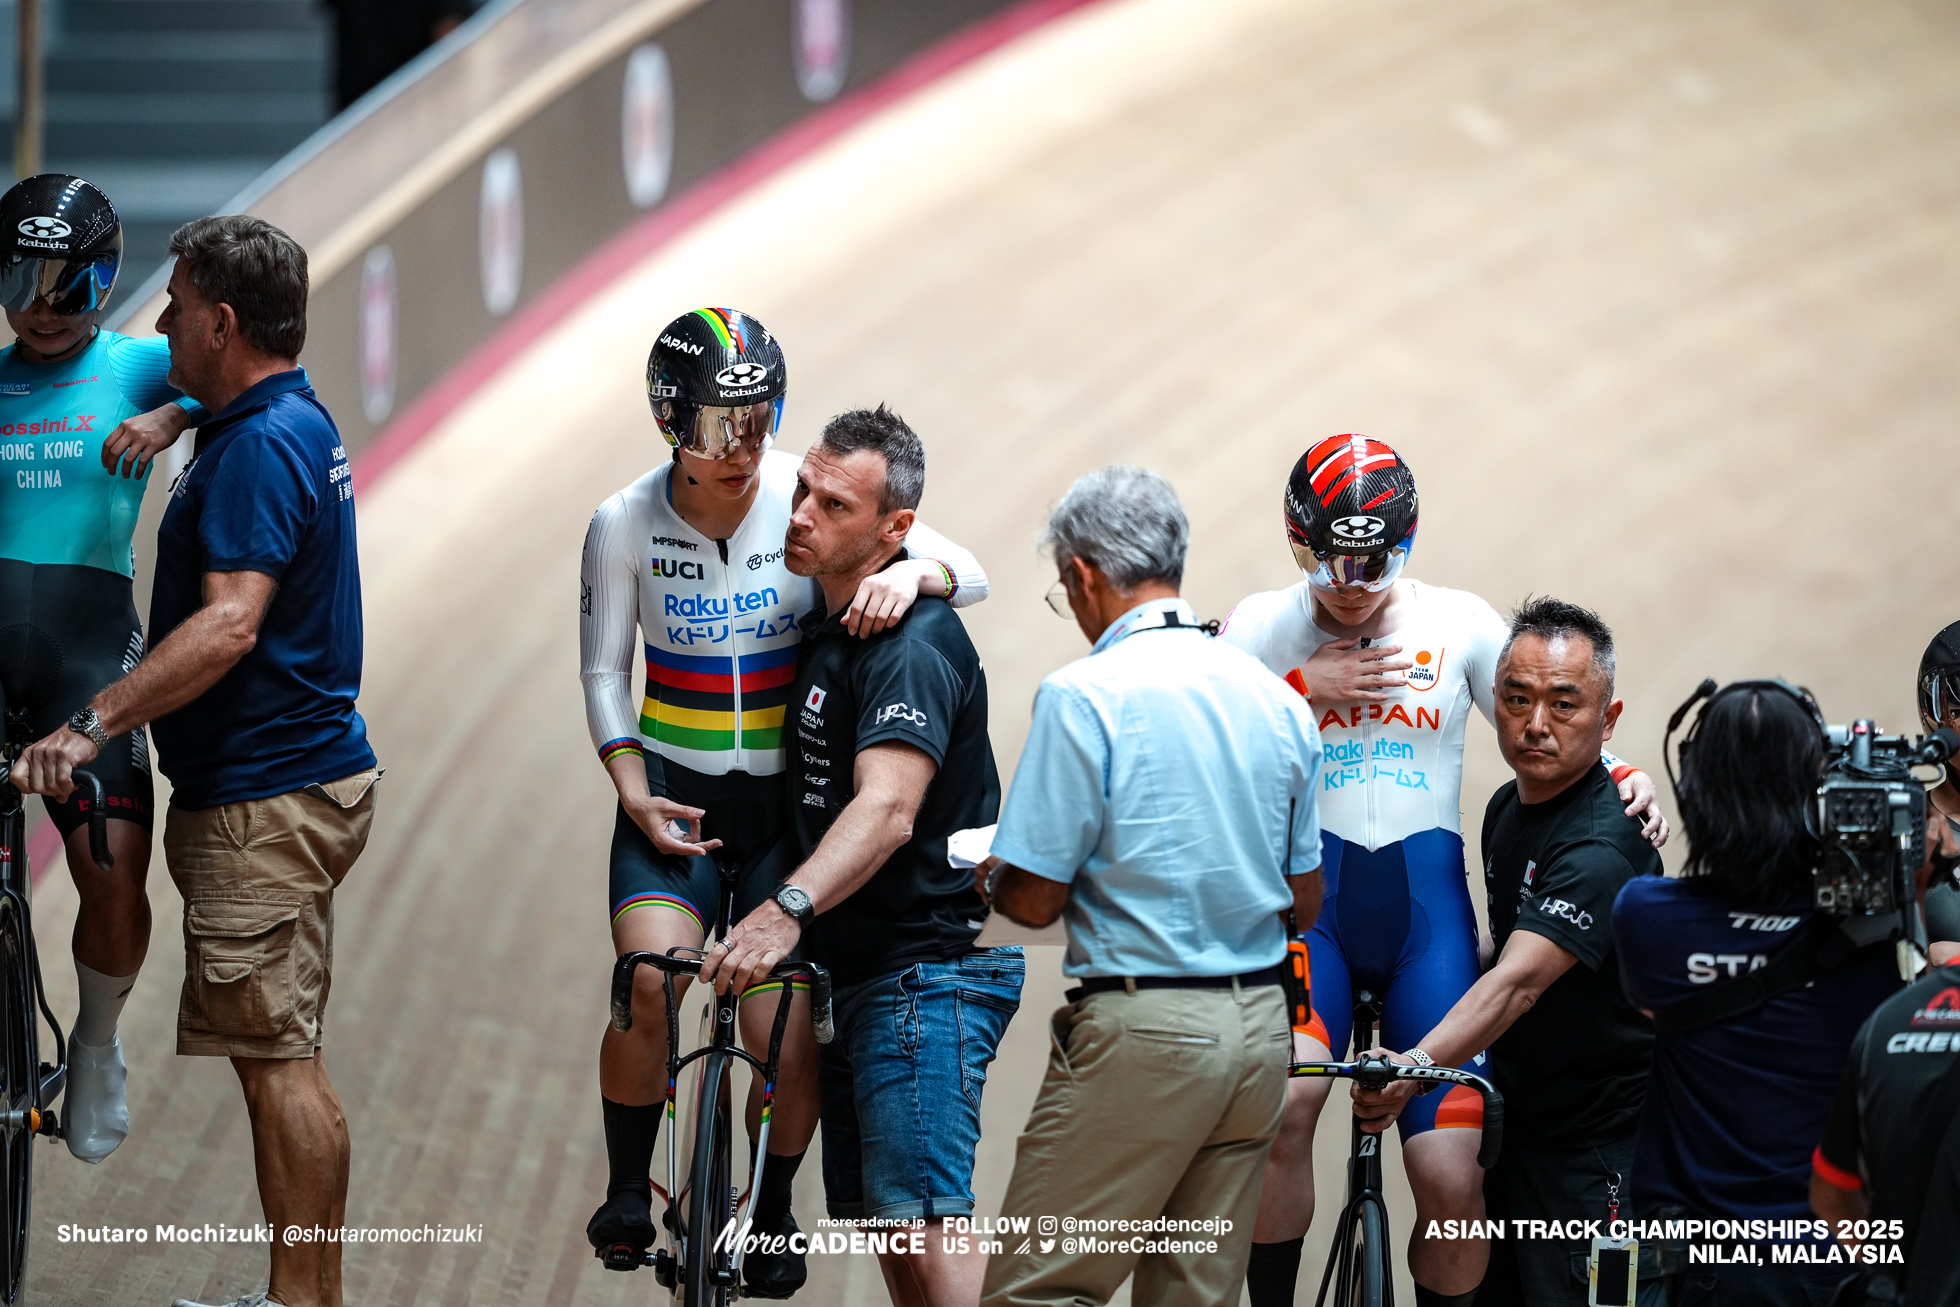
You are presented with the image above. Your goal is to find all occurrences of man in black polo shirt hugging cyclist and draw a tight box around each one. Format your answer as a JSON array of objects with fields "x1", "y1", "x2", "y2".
[{"x1": 704, "y1": 406, "x2": 1020, "y2": 1307}]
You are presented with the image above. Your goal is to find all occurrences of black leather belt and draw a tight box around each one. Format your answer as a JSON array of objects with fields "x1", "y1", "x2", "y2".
[{"x1": 1065, "y1": 965, "x2": 1284, "y2": 1003}]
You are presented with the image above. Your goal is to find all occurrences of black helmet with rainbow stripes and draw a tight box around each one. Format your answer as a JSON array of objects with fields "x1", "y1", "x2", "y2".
[{"x1": 645, "y1": 307, "x2": 787, "y2": 459}]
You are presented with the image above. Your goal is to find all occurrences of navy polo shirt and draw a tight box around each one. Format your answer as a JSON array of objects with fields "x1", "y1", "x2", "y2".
[
  {"x1": 1615, "y1": 875, "x2": 1900, "y2": 1225},
  {"x1": 149, "y1": 369, "x2": 376, "y2": 807}
]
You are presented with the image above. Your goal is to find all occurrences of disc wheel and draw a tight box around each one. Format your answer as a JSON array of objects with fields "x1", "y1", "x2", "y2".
[
  {"x1": 683, "y1": 1055, "x2": 734, "y2": 1307},
  {"x1": 0, "y1": 895, "x2": 37, "y2": 1304}
]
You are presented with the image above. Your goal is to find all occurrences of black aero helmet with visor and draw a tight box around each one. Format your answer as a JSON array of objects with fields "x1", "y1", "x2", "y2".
[
  {"x1": 1919, "y1": 622, "x2": 1960, "y2": 731},
  {"x1": 645, "y1": 307, "x2": 786, "y2": 460},
  {"x1": 1284, "y1": 434, "x2": 1419, "y2": 592},
  {"x1": 0, "y1": 174, "x2": 121, "y2": 318}
]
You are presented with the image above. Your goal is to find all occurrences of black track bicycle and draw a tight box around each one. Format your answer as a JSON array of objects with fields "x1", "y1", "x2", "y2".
[
  {"x1": 604, "y1": 858, "x2": 833, "y2": 1307},
  {"x1": 0, "y1": 705, "x2": 113, "y2": 1303},
  {"x1": 1290, "y1": 988, "x2": 1504, "y2": 1307}
]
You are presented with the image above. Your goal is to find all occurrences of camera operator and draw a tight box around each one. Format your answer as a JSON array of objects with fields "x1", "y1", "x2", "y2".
[
  {"x1": 1809, "y1": 822, "x2": 1960, "y2": 1307},
  {"x1": 1613, "y1": 681, "x2": 1905, "y2": 1306},
  {"x1": 1917, "y1": 622, "x2": 1960, "y2": 964}
]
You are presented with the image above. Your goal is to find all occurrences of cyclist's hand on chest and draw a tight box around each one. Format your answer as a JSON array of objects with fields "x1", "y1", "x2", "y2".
[
  {"x1": 625, "y1": 792, "x2": 723, "y2": 859},
  {"x1": 1302, "y1": 638, "x2": 1413, "y2": 705}
]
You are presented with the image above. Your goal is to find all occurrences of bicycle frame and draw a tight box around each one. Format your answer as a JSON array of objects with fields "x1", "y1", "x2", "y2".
[
  {"x1": 1289, "y1": 989, "x2": 1505, "y2": 1307},
  {"x1": 605, "y1": 860, "x2": 834, "y2": 1299},
  {"x1": 0, "y1": 705, "x2": 114, "y2": 1303}
]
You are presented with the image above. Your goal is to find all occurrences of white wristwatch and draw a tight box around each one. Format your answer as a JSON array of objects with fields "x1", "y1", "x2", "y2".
[{"x1": 1406, "y1": 1047, "x2": 1439, "y2": 1095}]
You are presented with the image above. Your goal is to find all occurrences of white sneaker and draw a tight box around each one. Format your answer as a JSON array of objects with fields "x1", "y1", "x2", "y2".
[
  {"x1": 171, "y1": 1291, "x2": 272, "y2": 1307},
  {"x1": 65, "y1": 1034, "x2": 129, "y2": 1163}
]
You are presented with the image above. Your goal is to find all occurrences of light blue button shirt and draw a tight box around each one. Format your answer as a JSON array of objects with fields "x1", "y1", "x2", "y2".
[{"x1": 991, "y1": 597, "x2": 1324, "y2": 978}]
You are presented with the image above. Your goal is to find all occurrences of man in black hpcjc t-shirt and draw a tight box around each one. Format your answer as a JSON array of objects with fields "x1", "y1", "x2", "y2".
[
  {"x1": 1351, "y1": 598, "x2": 1663, "y2": 1307},
  {"x1": 1812, "y1": 964, "x2": 1960, "y2": 1306},
  {"x1": 702, "y1": 407, "x2": 1022, "y2": 1298}
]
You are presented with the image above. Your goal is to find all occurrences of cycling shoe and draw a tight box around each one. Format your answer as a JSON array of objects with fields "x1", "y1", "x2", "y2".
[
  {"x1": 66, "y1": 1034, "x2": 128, "y2": 1164},
  {"x1": 743, "y1": 1207, "x2": 807, "y2": 1299},
  {"x1": 588, "y1": 1188, "x2": 656, "y2": 1271}
]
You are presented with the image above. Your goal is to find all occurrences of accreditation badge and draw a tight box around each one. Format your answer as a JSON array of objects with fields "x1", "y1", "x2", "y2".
[{"x1": 1588, "y1": 1235, "x2": 1638, "y2": 1307}]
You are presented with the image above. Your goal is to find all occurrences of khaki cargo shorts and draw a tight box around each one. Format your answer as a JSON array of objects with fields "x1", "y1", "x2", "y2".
[{"x1": 163, "y1": 769, "x2": 381, "y2": 1058}]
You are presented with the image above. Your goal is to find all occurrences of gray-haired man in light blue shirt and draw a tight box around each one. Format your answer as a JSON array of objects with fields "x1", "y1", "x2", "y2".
[{"x1": 976, "y1": 465, "x2": 1324, "y2": 1307}]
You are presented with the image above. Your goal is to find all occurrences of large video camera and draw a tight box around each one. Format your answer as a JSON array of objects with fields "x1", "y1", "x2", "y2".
[{"x1": 1812, "y1": 720, "x2": 1960, "y2": 918}]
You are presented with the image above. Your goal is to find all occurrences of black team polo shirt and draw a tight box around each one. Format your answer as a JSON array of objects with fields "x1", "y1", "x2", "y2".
[
  {"x1": 1481, "y1": 761, "x2": 1660, "y2": 1149},
  {"x1": 787, "y1": 588, "x2": 999, "y2": 989}
]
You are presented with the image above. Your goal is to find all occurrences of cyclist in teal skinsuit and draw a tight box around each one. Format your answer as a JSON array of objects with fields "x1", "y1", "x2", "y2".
[{"x1": 0, "y1": 175, "x2": 202, "y2": 1164}]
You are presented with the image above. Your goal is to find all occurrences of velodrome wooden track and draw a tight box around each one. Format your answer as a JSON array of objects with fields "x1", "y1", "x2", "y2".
[{"x1": 21, "y1": 0, "x2": 1960, "y2": 1301}]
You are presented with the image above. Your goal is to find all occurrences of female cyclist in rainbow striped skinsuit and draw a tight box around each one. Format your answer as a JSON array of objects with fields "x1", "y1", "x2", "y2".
[{"x1": 578, "y1": 308, "x2": 988, "y2": 1295}]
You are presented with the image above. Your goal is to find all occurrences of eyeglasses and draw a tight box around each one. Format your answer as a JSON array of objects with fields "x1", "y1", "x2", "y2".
[{"x1": 1045, "y1": 579, "x2": 1071, "y2": 617}]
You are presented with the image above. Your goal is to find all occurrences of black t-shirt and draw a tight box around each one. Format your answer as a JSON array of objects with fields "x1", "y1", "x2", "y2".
[
  {"x1": 787, "y1": 593, "x2": 999, "y2": 988},
  {"x1": 1482, "y1": 763, "x2": 1660, "y2": 1147},
  {"x1": 1816, "y1": 965, "x2": 1960, "y2": 1305}
]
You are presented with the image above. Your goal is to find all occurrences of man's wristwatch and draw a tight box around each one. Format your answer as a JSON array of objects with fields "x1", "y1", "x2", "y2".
[
  {"x1": 66, "y1": 707, "x2": 110, "y2": 750},
  {"x1": 773, "y1": 884, "x2": 815, "y2": 924}
]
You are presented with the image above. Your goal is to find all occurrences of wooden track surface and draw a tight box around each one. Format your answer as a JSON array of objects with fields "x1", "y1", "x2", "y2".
[{"x1": 23, "y1": 0, "x2": 1960, "y2": 1301}]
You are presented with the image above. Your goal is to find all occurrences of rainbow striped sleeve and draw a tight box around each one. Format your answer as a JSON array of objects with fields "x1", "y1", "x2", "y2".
[{"x1": 598, "y1": 737, "x2": 644, "y2": 765}]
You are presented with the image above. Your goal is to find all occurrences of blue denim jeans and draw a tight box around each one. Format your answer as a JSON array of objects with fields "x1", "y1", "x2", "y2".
[{"x1": 818, "y1": 947, "x2": 1024, "y2": 1221}]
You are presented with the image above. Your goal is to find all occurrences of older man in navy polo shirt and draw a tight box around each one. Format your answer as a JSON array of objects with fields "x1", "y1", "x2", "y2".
[
  {"x1": 977, "y1": 466, "x2": 1324, "y2": 1307},
  {"x1": 17, "y1": 215, "x2": 379, "y2": 1307}
]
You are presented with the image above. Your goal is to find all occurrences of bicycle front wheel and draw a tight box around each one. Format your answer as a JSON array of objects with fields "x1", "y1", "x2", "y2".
[
  {"x1": 683, "y1": 1054, "x2": 734, "y2": 1307},
  {"x1": 0, "y1": 894, "x2": 36, "y2": 1304},
  {"x1": 1349, "y1": 1197, "x2": 1388, "y2": 1307}
]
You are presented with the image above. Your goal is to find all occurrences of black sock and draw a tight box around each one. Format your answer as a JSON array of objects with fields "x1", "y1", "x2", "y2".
[
  {"x1": 754, "y1": 1147, "x2": 806, "y2": 1222},
  {"x1": 1412, "y1": 1284, "x2": 1479, "y2": 1307},
  {"x1": 1246, "y1": 1237, "x2": 1304, "y2": 1307},
  {"x1": 602, "y1": 1097, "x2": 661, "y2": 1201}
]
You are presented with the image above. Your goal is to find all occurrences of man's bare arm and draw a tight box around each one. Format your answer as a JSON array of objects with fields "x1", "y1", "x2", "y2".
[
  {"x1": 702, "y1": 740, "x2": 937, "y2": 994},
  {"x1": 1413, "y1": 929, "x2": 1577, "y2": 1068},
  {"x1": 791, "y1": 741, "x2": 938, "y2": 911},
  {"x1": 12, "y1": 570, "x2": 274, "y2": 799},
  {"x1": 97, "y1": 570, "x2": 275, "y2": 734},
  {"x1": 1810, "y1": 1170, "x2": 1868, "y2": 1244},
  {"x1": 1349, "y1": 928, "x2": 1577, "y2": 1132},
  {"x1": 989, "y1": 864, "x2": 1069, "y2": 929}
]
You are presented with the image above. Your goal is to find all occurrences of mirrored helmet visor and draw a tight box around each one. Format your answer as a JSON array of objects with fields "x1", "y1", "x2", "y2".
[
  {"x1": 1922, "y1": 668, "x2": 1960, "y2": 730},
  {"x1": 650, "y1": 393, "x2": 783, "y2": 459},
  {"x1": 1291, "y1": 540, "x2": 1409, "y2": 593},
  {"x1": 0, "y1": 250, "x2": 120, "y2": 316}
]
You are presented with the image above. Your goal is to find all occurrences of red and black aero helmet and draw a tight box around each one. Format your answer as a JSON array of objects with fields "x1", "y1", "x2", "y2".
[
  {"x1": 0, "y1": 174, "x2": 122, "y2": 317},
  {"x1": 1283, "y1": 434, "x2": 1419, "y2": 592},
  {"x1": 645, "y1": 307, "x2": 787, "y2": 460}
]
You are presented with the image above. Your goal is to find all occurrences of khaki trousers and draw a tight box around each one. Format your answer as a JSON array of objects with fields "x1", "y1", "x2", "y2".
[{"x1": 981, "y1": 981, "x2": 1289, "y2": 1307}]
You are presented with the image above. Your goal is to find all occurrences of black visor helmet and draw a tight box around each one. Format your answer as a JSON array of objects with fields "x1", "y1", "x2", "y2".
[
  {"x1": 645, "y1": 307, "x2": 787, "y2": 459},
  {"x1": 1920, "y1": 622, "x2": 1960, "y2": 731},
  {"x1": 0, "y1": 174, "x2": 121, "y2": 317}
]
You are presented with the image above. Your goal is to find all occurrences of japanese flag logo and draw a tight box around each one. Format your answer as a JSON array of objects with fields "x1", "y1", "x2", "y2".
[{"x1": 805, "y1": 685, "x2": 827, "y2": 712}]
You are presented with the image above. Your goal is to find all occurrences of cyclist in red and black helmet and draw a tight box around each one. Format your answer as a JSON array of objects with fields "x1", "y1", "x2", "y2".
[{"x1": 1223, "y1": 435, "x2": 1666, "y2": 1307}]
